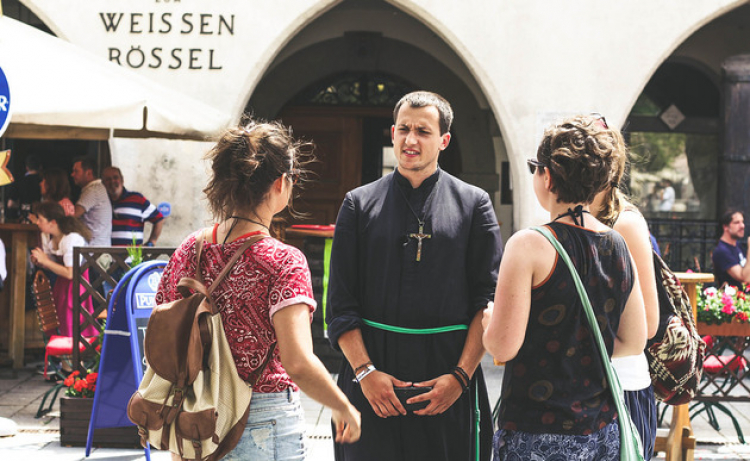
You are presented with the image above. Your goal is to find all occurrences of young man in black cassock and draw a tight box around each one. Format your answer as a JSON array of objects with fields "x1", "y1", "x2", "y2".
[{"x1": 327, "y1": 91, "x2": 503, "y2": 461}]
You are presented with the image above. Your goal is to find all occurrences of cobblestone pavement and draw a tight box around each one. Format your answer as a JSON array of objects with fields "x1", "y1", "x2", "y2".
[{"x1": 0, "y1": 354, "x2": 748, "y2": 460}]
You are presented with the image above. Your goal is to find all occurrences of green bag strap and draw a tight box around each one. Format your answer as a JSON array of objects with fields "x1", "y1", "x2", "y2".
[{"x1": 531, "y1": 226, "x2": 644, "y2": 461}]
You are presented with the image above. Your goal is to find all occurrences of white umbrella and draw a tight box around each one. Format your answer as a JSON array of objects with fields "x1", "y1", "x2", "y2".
[{"x1": 0, "y1": 16, "x2": 232, "y2": 139}]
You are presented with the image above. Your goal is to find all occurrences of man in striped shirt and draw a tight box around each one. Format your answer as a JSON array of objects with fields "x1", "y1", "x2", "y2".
[{"x1": 102, "y1": 167, "x2": 165, "y2": 246}]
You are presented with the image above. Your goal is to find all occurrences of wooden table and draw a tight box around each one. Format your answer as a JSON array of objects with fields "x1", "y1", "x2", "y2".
[
  {"x1": 0, "y1": 223, "x2": 40, "y2": 369},
  {"x1": 653, "y1": 272, "x2": 714, "y2": 461}
]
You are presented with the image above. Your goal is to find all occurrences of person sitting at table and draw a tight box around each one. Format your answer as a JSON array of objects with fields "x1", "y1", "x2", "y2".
[{"x1": 30, "y1": 202, "x2": 99, "y2": 340}]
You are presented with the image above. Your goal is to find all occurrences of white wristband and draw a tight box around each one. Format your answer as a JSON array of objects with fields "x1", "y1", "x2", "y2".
[{"x1": 352, "y1": 364, "x2": 376, "y2": 383}]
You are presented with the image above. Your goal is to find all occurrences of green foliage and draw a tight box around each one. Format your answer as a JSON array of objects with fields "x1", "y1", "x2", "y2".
[
  {"x1": 126, "y1": 235, "x2": 143, "y2": 268},
  {"x1": 629, "y1": 132, "x2": 685, "y2": 173}
]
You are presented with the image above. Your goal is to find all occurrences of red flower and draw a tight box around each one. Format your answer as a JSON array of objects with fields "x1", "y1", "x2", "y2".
[
  {"x1": 86, "y1": 373, "x2": 98, "y2": 384},
  {"x1": 74, "y1": 379, "x2": 86, "y2": 393},
  {"x1": 63, "y1": 375, "x2": 75, "y2": 387},
  {"x1": 737, "y1": 312, "x2": 749, "y2": 322}
]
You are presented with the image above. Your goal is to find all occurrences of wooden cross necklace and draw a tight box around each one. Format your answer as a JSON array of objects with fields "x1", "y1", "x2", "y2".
[{"x1": 397, "y1": 178, "x2": 439, "y2": 262}]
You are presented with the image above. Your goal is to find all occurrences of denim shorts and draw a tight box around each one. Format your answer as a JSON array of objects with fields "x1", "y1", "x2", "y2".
[{"x1": 223, "y1": 389, "x2": 307, "y2": 461}]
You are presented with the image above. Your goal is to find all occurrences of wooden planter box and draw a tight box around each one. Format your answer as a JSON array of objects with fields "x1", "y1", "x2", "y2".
[
  {"x1": 696, "y1": 321, "x2": 750, "y2": 337},
  {"x1": 59, "y1": 397, "x2": 141, "y2": 448}
]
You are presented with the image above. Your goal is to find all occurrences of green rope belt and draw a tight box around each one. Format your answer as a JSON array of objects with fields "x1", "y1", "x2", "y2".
[
  {"x1": 362, "y1": 318, "x2": 479, "y2": 460},
  {"x1": 361, "y1": 318, "x2": 468, "y2": 334}
]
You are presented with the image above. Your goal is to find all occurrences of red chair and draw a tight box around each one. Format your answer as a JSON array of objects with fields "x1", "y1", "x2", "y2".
[
  {"x1": 32, "y1": 270, "x2": 97, "y2": 417},
  {"x1": 689, "y1": 335, "x2": 747, "y2": 443}
]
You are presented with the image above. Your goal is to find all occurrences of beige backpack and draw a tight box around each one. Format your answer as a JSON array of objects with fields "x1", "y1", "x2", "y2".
[{"x1": 127, "y1": 232, "x2": 275, "y2": 460}]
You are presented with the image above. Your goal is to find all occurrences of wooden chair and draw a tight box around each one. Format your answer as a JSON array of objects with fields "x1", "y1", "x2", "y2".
[{"x1": 31, "y1": 270, "x2": 97, "y2": 417}]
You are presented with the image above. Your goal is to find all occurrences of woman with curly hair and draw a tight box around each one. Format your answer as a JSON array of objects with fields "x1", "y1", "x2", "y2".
[
  {"x1": 156, "y1": 118, "x2": 360, "y2": 460},
  {"x1": 482, "y1": 115, "x2": 647, "y2": 460}
]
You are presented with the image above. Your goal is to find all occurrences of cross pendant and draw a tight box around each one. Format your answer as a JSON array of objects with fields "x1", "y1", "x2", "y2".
[{"x1": 408, "y1": 223, "x2": 432, "y2": 262}]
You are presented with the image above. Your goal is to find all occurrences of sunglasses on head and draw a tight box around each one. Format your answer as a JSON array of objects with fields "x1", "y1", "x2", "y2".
[
  {"x1": 527, "y1": 159, "x2": 546, "y2": 174},
  {"x1": 591, "y1": 113, "x2": 608, "y2": 129}
]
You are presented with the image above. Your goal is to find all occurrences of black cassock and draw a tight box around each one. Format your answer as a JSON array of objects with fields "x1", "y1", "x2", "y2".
[{"x1": 327, "y1": 168, "x2": 503, "y2": 461}]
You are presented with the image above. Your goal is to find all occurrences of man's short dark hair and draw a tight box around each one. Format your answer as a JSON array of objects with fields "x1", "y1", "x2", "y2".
[
  {"x1": 393, "y1": 91, "x2": 453, "y2": 135},
  {"x1": 25, "y1": 154, "x2": 41, "y2": 171},
  {"x1": 720, "y1": 209, "x2": 745, "y2": 228},
  {"x1": 73, "y1": 157, "x2": 97, "y2": 176}
]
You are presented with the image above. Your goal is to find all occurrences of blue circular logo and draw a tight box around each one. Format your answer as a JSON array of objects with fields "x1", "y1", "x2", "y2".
[
  {"x1": 157, "y1": 202, "x2": 171, "y2": 217},
  {"x1": 0, "y1": 66, "x2": 11, "y2": 138}
]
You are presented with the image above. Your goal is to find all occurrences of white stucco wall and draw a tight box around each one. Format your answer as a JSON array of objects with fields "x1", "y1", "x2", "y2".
[
  {"x1": 21, "y1": 0, "x2": 747, "y2": 241},
  {"x1": 108, "y1": 137, "x2": 214, "y2": 246}
]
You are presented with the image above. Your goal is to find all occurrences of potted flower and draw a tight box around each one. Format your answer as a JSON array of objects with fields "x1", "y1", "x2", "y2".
[
  {"x1": 696, "y1": 284, "x2": 750, "y2": 336},
  {"x1": 62, "y1": 370, "x2": 98, "y2": 398}
]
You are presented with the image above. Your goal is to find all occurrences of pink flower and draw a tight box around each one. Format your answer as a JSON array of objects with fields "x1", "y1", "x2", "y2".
[
  {"x1": 722, "y1": 303, "x2": 736, "y2": 315},
  {"x1": 722, "y1": 293, "x2": 734, "y2": 306}
]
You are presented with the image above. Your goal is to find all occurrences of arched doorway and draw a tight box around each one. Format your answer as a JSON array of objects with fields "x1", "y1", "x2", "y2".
[
  {"x1": 624, "y1": 3, "x2": 750, "y2": 271},
  {"x1": 268, "y1": 72, "x2": 463, "y2": 226},
  {"x1": 245, "y1": 1, "x2": 506, "y2": 231},
  {"x1": 626, "y1": 60, "x2": 720, "y2": 221}
]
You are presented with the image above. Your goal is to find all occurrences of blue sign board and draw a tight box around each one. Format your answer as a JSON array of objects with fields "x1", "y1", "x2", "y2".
[
  {"x1": 0, "y1": 66, "x2": 11, "y2": 138},
  {"x1": 157, "y1": 202, "x2": 171, "y2": 217},
  {"x1": 86, "y1": 261, "x2": 165, "y2": 460}
]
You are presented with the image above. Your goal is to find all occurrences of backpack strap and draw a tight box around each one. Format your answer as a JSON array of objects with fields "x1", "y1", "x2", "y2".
[
  {"x1": 246, "y1": 342, "x2": 277, "y2": 386},
  {"x1": 207, "y1": 233, "x2": 268, "y2": 298}
]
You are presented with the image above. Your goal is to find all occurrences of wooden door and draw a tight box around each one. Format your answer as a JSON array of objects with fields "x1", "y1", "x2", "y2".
[{"x1": 280, "y1": 107, "x2": 373, "y2": 226}]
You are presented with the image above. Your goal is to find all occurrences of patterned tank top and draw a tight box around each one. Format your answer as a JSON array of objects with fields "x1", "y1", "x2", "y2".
[{"x1": 498, "y1": 222, "x2": 635, "y2": 435}]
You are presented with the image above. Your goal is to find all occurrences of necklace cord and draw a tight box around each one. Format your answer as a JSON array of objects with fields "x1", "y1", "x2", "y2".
[
  {"x1": 223, "y1": 215, "x2": 270, "y2": 244},
  {"x1": 553, "y1": 205, "x2": 590, "y2": 227}
]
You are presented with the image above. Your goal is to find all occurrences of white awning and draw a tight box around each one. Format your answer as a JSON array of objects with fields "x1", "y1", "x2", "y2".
[{"x1": 0, "y1": 16, "x2": 233, "y2": 139}]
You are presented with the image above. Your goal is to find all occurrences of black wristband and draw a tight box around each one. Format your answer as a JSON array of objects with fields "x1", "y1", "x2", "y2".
[
  {"x1": 454, "y1": 366, "x2": 471, "y2": 387},
  {"x1": 450, "y1": 370, "x2": 469, "y2": 393}
]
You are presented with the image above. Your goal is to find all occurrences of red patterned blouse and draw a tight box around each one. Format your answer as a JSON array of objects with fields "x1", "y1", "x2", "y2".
[{"x1": 155, "y1": 228, "x2": 317, "y2": 393}]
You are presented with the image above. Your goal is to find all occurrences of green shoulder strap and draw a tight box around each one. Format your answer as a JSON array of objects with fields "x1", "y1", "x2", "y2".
[{"x1": 531, "y1": 226, "x2": 644, "y2": 461}]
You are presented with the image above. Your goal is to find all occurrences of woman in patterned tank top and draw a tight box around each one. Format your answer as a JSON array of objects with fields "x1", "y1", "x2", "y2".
[
  {"x1": 482, "y1": 115, "x2": 647, "y2": 460},
  {"x1": 156, "y1": 118, "x2": 361, "y2": 461}
]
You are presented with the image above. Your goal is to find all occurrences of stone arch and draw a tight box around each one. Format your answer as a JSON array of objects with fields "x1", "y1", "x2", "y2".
[{"x1": 244, "y1": 0, "x2": 512, "y2": 234}]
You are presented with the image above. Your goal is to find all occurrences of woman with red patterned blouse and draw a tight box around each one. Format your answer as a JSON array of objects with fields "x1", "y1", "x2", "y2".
[{"x1": 156, "y1": 119, "x2": 361, "y2": 460}]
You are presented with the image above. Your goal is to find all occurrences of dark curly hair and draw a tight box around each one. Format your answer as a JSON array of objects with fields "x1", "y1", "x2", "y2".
[
  {"x1": 537, "y1": 115, "x2": 622, "y2": 205},
  {"x1": 203, "y1": 117, "x2": 311, "y2": 222}
]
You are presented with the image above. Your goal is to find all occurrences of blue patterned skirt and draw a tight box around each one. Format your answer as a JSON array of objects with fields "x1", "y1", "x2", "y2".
[{"x1": 493, "y1": 421, "x2": 620, "y2": 461}]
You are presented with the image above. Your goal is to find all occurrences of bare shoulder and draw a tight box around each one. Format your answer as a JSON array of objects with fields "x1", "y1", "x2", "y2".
[
  {"x1": 505, "y1": 228, "x2": 556, "y2": 259},
  {"x1": 613, "y1": 209, "x2": 650, "y2": 241}
]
